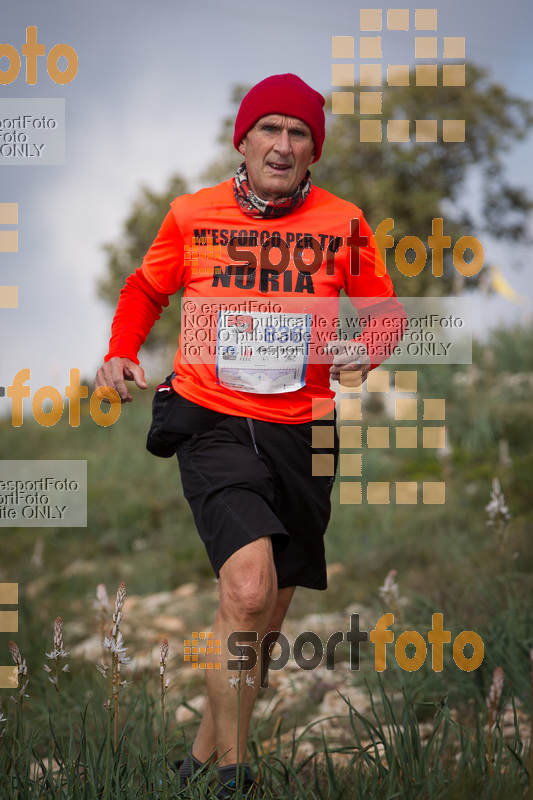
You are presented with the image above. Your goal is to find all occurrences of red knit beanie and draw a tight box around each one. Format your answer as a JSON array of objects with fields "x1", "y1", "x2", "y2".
[{"x1": 233, "y1": 73, "x2": 326, "y2": 163}]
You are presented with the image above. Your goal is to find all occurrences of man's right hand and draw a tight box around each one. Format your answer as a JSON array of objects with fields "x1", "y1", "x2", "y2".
[{"x1": 94, "y1": 357, "x2": 148, "y2": 404}]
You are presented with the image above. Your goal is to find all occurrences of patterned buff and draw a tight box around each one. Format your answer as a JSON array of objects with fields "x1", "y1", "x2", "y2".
[{"x1": 232, "y1": 162, "x2": 312, "y2": 219}]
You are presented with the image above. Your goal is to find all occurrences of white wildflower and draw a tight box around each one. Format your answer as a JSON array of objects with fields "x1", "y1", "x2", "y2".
[
  {"x1": 485, "y1": 478, "x2": 511, "y2": 525},
  {"x1": 245, "y1": 674, "x2": 255, "y2": 688},
  {"x1": 94, "y1": 583, "x2": 111, "y2": 613},
  {"x1": 160, "y1": 639, "x2": 170, "y2": 706},
  {"x1": 9, "y1": 641, "x2": 27, "y2": 677},
  {"x1": 9, "y1": 641, "x2": 29, "y2": 702},
  {"x1": 95, "y1": 584, "x2": 112, "y2": 654},
  {"x1": 229, "y1": 676, "x2": 240, "y2": 690},
  {"x1": 486, "y1": 478, "x2": 511, "y2": 551},
  {"x1": 44, "y1": 617, "x2": 69, "y2": 695},
  {"x1": 111, "y1": 582, "x2": 126, "y2": 636},
  {"x1": 379, "y1": 569, "x2": 400, "y2": 607},
  {"x1": 103, "y1": 630, "x2": 130, "y2": 665},
  {"x1": 45, "y1": 617, "x2": 70, "y2": 662},
  {"x1": 97, "y1": 582, "x2": 131, "y2": 731},
  {"x1": 45, "y1": 649, "x2": 69, "y2": 661},
  {"x1": 160, "y1": 639, "x2": 169, "y2": 676},
  {"x1": 378, "y1": 569, "x2": 403, "y2": 621}
]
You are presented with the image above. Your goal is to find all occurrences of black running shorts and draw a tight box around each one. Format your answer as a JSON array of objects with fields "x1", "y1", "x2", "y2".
[{"x1": 148, "y1": 383, "x2": 339, "y2": 590}]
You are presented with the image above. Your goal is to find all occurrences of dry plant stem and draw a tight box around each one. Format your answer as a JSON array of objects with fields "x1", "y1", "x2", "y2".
[
  {"x1": 113, "y1": 651, "x2": 119, "y2": 749},
  {"x1": 0, "y1": 698, "x2": 6, "y2": 740},
  {"x1": 226, "y1": 671, "x2": 242, "y2": 790},
  {"x1": 44, "y1": 617, "x2": 70, "y2": 762},
  {"x1": 487, "y1": 725, "x2": 493, "y2": 779},
  {"x1": 101, "y1": 581, "x2": 129, "y2": 789},
  {"x1": 160, "y1": 639, "x2": 169, "y2": 788},
  {"x1": 111, "y1": 582, "x2": 127, "y2": 749},
  {"x1": 160, "y1": 639, "x2": 169, "y2": 731},
  {"x1": 529, "y1": 649, "x2": 533, "y2": 799},
  {"x1": 9, "y1": 640, "x2": 28, "y2": 746},
  {"x1": 233, "y1": 646, "x2": 247, "y2": 791},
  {"x1": 486, "y1": 666, "x2": 504, "y2": 779}
]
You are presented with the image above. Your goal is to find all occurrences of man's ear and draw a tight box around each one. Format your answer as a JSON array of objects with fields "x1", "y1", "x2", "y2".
[{"x1": 238, "y1": 139, "x2": 246, "y2": 156}]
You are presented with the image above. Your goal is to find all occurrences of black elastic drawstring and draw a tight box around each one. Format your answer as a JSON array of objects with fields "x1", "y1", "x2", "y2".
[{"x1": 246, "y1": 418, "x2": 259, "y2": 453}]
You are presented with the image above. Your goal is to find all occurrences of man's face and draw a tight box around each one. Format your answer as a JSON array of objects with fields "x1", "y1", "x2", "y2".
[{"x1": 238, "y1": 115, "x2": 315, "y2": 202}]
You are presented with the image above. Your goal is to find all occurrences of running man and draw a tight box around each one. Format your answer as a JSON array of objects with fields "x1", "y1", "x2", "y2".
[{"x1": 95, "y1": 73, "x2": 406, "y2": 798}]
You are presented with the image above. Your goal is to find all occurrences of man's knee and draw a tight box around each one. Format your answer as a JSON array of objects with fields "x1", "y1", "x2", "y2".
[
  {"x1": 219, "y1": 543, "x2": 277, "y2": 623},
  {"x1": 218, "y1": 537, "x2": 278, "y2": 625},
  {"x1": 220, "y1": 571, "x2": 277, "y2": 622}
]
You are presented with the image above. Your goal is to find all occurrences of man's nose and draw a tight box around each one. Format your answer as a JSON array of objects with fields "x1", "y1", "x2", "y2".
[{"x1": 273, "y1": 130, "x2": 292, "y2": 156}]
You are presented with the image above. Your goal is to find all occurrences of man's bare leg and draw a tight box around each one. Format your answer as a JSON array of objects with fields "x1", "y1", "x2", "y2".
[{"x1": 192, "y1": 538, "x2": 295, "y2": 766}]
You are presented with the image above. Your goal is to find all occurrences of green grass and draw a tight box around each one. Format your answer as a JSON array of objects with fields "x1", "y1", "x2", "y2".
[{"x1": 0, "y1": 675, "x2": 530, "y2": 798}]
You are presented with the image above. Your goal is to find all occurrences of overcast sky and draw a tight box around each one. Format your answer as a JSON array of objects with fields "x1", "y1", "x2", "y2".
[{"x1": 1, "y1": 0, "x2": 532, "y2": 409}]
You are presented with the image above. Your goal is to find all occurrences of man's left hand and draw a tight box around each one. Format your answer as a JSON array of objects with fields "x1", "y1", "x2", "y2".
[{"x1": 326, "y1": 342, "x2": 371, "y2": 387}]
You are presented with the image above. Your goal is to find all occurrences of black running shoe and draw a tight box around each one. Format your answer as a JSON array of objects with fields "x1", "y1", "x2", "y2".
[
  {"x1": 170, "y1": 754, "x2": 203, "y2": 789},
  {"x1": 215, "y1": 766, "x2": 258, "y2": 799}
]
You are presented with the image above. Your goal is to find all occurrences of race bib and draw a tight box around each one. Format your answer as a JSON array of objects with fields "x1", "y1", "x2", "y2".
[{"x1": 216, "y1": 311, "x2": 312, "y2": 394}]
